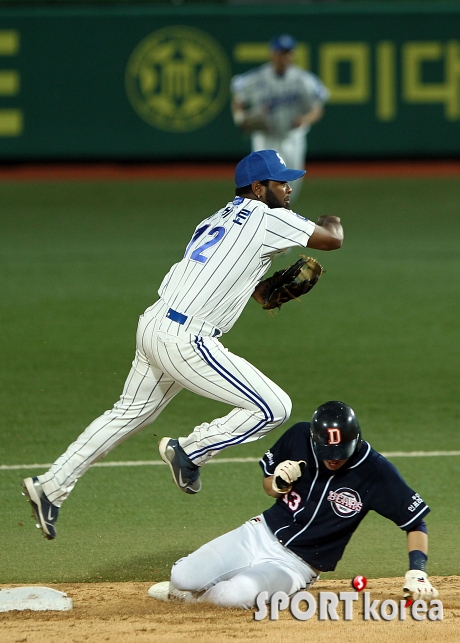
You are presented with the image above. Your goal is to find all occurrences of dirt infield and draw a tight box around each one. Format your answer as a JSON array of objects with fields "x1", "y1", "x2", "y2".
[
  {"x1": 0, "y1": 160, "x2": 460, "y2": 181},
  {"x1": 1, "y1": 577, "x2": 459, "y2": 643}
]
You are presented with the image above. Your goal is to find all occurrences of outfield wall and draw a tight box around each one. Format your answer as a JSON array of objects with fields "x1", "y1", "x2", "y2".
[{"x1": 0, "y1": 2, "x2": 460, "y2": 159}]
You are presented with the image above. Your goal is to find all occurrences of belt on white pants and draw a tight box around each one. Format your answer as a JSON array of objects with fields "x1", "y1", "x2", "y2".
[{"x1": 165, "y1": 306, "x2": 222, "y2": 338}]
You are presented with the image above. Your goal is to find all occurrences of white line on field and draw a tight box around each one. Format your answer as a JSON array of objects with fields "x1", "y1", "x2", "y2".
[{"x1": 1, "y1": 451, "x2": 460, "y2": 471}]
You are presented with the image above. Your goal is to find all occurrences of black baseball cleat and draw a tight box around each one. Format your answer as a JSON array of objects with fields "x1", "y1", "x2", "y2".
[
  {"x1": 158, "y1": 438, "x2": 201, "y2": 494},
  {"x1": 22, "y1": 477, "x2": 59, "y2": 540}
]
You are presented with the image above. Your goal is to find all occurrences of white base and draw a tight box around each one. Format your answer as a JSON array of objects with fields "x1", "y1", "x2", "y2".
[
  {"x1": 147, "y1": 581, "x2": 172, "y2": 601},
  {"x1": 0, "y1": 586, "x2": 73, "y2": 612}
]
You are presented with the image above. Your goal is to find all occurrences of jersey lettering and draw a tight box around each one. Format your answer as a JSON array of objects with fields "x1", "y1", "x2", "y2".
[
  {"x1": 327, "y1": 428, "x2": 342, "y2": 445},
  {"x1": 408, "y1": 493, "x2": 424, "y2": 512},
  {"x1": 221, "y1": 204, "x2": 235, "y2": 218},
  {"x1": 186, "y1": 226, "x2": 226, "y2": 264},
  {"x1": 264, "y1": 450, "x2": 274, "y2": 466},
  {"x1": 232, "y1": 207, "x2": 252, "y2": 226},
  {"x1": 282, "y1": 490, "x2": 302, "y2": 512}
]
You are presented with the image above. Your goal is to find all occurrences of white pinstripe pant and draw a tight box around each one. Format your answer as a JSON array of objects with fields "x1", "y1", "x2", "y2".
[{"x1": 39, "y1": 302, "x2": 292, "y2": 505}]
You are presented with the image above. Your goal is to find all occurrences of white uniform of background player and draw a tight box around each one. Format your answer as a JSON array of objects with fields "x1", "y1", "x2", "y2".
[
  {"x1": 231, "y1": 34, "x2": 330, "y2": 202},
  {"x1": 22, "y1": 150, "x2": 343, "y2": 540}
]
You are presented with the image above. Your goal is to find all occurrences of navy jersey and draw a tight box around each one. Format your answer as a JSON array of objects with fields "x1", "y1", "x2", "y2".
[{"x1": 260, "y1": 422, "x2": 430, "y2": 572}]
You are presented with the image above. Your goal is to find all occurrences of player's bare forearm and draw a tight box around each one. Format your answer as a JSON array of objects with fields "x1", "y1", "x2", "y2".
[
  {"x1": 308, "y1": 216, "x2": 343, "y2": 251},
  {"x1": 407, "y1": 530, "x2": 428, "y2": 555},
  {"x1": 263, "y1": 475, "x2": 283, "y2": 498},
  {"x1": 317, "y1": 215, "x2": 343, "y2": 237}
]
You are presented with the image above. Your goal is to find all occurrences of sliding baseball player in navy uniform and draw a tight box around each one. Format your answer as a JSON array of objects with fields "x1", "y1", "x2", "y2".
[
  {"x1": 22, "y1": 150, "x2": 343, "y2": 539},
  {"x1": 148, "y1": 401, "x2": 438, "y2": 608}
]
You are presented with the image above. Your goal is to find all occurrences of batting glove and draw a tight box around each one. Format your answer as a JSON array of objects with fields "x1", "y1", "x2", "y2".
[
  {"x1": 403, "y1": 570, "x2": 439, "y2": 600},
  {"x1": 272, "y1": 460, "x2": 306, "y2": 494}
]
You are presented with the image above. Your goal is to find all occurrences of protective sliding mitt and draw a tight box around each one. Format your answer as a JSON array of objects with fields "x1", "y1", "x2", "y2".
[
  {"x1": 403, "y1": 570, "x2": 439, "y2": 600},
  {"x1": 272, "y1": 460, "x2": 306, "y2": 494}
]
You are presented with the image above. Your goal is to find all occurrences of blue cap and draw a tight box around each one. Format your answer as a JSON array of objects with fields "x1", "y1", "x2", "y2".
[
  {"x1": 234, "y1": 150, "x2": 305, "y2": 188},
  {"x1": 270, "y1": 34, "x2": 297, "y2": 52}
]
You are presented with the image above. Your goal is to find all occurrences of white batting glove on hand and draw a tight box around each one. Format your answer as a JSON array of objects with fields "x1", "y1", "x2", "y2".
[
  {"x1": 403, "y1": 570, "x2": 439, "y2": 600},
  {"x1": 272, "y1": 460, "x2": 306, "y2": 494}
]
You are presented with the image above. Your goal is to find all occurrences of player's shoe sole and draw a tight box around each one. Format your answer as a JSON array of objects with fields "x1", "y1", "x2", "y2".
[
  {"x1": 147, "y1": 581, "x2": 196, "y2": 603},
  {"x1": 22, "y1": 477, "x2": 59, "y2": 540},
  {"x1": 158, "y1": 437, "x2": 201, "y2": 495}
]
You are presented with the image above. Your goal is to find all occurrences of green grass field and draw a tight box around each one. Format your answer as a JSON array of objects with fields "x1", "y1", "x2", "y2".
[{"x1": 1, "y1": 175, "x2": 459, "y2": 584}]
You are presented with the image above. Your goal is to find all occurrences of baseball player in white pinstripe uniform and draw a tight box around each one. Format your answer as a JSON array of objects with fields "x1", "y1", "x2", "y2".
[
  {"x1": 22, "y1": 149, "x2": 343, "y2": 540},
  {"x1": 231, "y1": 34, "x2": 330, "y2": 202}
]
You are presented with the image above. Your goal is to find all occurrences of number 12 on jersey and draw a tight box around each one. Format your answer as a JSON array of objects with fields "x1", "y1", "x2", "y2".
[{"x1": 184, "y1": 225, "x2": 226, "y2": 264}]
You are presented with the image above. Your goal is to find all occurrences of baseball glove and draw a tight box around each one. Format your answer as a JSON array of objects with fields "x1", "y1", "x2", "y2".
[{"x1": 261, "y1": 256, "x2": 324, "y2": 310}]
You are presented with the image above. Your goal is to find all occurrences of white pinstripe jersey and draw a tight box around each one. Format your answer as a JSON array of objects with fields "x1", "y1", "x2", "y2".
[
  {"x1": 158, "y1": 197, "x2": 315, "y2": 333},
  {"x1": 231, "y1": 63, "x2": 329, "y2": 137}
]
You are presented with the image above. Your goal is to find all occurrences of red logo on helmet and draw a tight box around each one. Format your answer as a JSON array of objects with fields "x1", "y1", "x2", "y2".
[{"x1": 327, "y1": 428, "x2": 342, "y2": 444}]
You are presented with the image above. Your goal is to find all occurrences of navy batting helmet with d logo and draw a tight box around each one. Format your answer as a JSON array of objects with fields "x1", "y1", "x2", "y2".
[{"x1": 310, "y1": 401, "x2": 362, "y2": 460}]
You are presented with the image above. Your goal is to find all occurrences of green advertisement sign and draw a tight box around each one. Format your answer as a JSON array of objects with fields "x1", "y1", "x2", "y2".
[{"x1": 0, "y1": 3, "x2": 459, "y2": 159}]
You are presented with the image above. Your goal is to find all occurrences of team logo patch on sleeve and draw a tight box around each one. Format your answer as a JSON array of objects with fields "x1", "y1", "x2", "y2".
[{"x1": 328, "y1": 487, "x2": 363, "y2": 518}]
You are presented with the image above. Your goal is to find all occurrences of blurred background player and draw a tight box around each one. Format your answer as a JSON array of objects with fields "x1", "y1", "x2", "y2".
[
  {"x1": 148, "y1": 401, "x2": 438, "y2": 609},
  {"x1": 231, "y1": 34, "x2": 330, "y2": 202}
]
